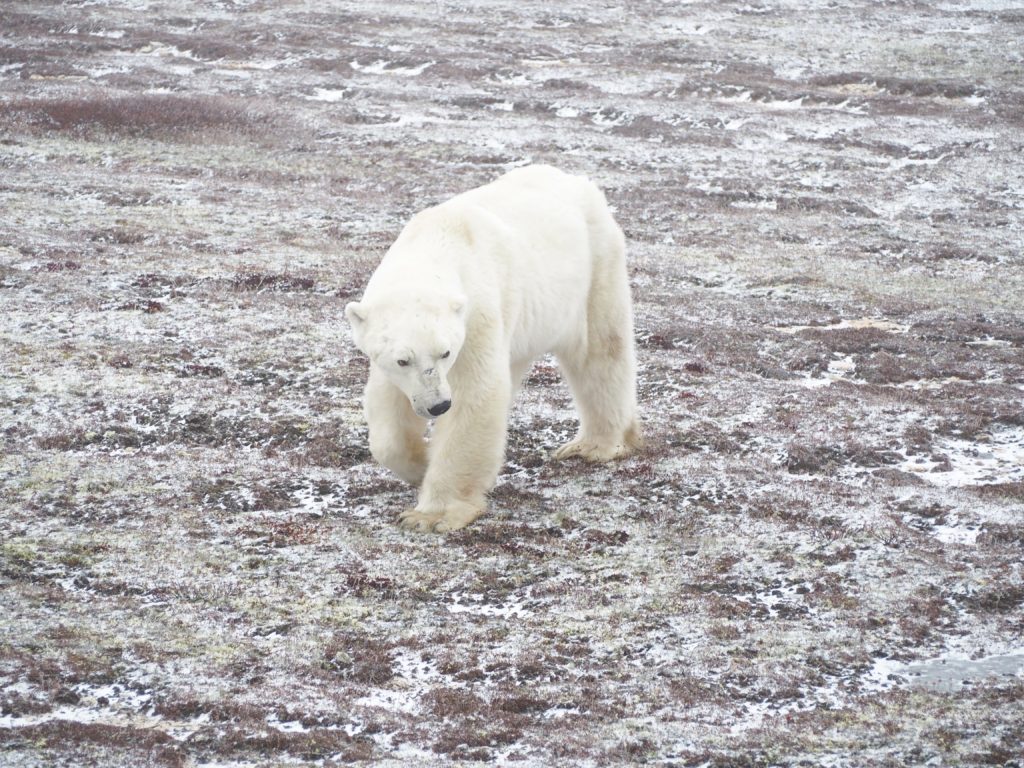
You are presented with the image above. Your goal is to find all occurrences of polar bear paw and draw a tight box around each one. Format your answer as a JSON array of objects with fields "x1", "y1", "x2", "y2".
[
  {"x1": 552, "y1": 439, "x2": 632, "y2": 463},
  {"x1": 399, "y1": 501, "x2": 483, "y2": 533}
]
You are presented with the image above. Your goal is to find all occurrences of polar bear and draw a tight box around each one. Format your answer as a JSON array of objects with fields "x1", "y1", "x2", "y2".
[{"x1": 345, "y1": 165, "x2": 640, "y2": 532}]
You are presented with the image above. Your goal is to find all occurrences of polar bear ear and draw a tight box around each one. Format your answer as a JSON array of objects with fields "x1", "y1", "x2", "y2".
[{"x1": 345, "y1": 301, "x2": 367, "y2": 329}]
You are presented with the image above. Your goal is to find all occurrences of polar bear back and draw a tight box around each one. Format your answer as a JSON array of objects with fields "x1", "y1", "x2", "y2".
[{"x1": 365, "y1": 164, "x2": 624, "y2": 363}]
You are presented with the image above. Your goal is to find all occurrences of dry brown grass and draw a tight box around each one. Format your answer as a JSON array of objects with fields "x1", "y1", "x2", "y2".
[{"x1": 4, "y1": 94, "x2": 273, "y2": 139}]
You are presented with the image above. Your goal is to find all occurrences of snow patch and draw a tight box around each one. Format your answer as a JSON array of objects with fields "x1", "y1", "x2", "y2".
[
  {"x1": 350, "y1": 59, "x2": 434, "y2": 77},
  {"x1": 0, "y1": 680, "x2": 209, "y2": 741},
  {"x1": 89, "y1": 29, "x2": 126, "y2": 39},
  {"x1": 137, "y1": 41, "x2": 200, "y2": 60},
  {"x1": 305, "y1": 87, "x2": 350, "y2": 102},
  {"x1": 290, "y1": 482, "x2": 345, "y2": 516},
  {"x1": 668, "y1": 21, "x2": 714, "y2": 36},
  {"x1": 776, "y1": 317, "x2": 910, "y2": 334},
  {"x1": 899, "y1": 426, "x2": 1024, "y2": 488},
  {"x1": 352, "y1": 647, "x2": 441, "y2": 716},
  {"x1": 446, "y1": 589, "x2": 536, "y2": 619},
  {"x1": 736, "y1": 581, "x2": 815, "y2": 618},
  {"x1": 798, "y1": 353, "x2": 856, "y2": 389}
]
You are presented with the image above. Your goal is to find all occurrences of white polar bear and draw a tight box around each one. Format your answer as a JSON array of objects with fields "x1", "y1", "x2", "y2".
[{"x1": 345, "y1": 165, "x2": 640, "y2": 532}]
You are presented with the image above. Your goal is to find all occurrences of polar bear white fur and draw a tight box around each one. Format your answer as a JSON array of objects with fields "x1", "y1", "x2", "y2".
[{"x1": 345, "y1": 165, "x2": 640, "y2": 532}]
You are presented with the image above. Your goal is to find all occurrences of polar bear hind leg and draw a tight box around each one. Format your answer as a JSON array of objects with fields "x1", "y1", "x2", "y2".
[
  {"x1": 553, "y1": 204, "x2": 641, "y2": 462},
  {"x1": 553, "y1": 325, "x2": 640, "y2": 461}
]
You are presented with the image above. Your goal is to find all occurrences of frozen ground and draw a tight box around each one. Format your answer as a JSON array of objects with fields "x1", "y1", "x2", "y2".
[{"x1": 1, "y1": 1, "x2": 1023, "y2": 766}]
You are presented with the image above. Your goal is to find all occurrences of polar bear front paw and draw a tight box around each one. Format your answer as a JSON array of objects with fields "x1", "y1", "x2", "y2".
[
  {"x1": 553, "y1": 439, "x2": 630, "y2": 463},
  {"x1": 399, "y1": 501, "x2": 483, "y2": 533},
  {"x1": 398, "y1": 508, "x2": 444, "y2": 532}
]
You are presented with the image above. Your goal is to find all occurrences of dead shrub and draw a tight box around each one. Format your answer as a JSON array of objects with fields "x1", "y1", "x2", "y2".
[
  {"x1": 422, "y1": 686, "x2": 485, "y2": 719},
  {"x1": 322, "y1": 632, "x2": 394, "y2": 685},
  {"x1": 9, "y1": 722, "x2": 183, "y2": 767},
  {"x1": 5, "y1": 94, "x2": 268, "y2": 139},
  {"x1": 977, "y1": 522, "x2": 1024, "y2": 545},
  {"x1": 959, "y1": 585, "x2": 1024, "y2": 614},
  {"x1": 231, "y1": 271, "x2": 316, "y2": 292},
  {"x1": 785, "y1": 443, "x2": 842, "y2": 473}
]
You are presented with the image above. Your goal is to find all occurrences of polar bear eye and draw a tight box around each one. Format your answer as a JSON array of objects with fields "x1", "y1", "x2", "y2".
[
  {"x1": 441, "y1": 351, "x2": 450, "y2": 359},
  {"x1": 397, "y1": 359, "x2": 410, "y2": 367}
]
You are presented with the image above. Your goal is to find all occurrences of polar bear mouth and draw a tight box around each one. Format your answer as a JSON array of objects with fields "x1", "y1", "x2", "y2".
[{"x1": 411, "y1": 394, "x2": 452, "y2": 420}]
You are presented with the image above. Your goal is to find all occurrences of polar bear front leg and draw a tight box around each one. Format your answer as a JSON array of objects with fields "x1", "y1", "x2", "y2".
[
  {"x1": 399, "y1": 376, "x2": 510, "y2": 533},
  {"x1": 364, "y1": 364, "x2": 428, "y2": 485}
]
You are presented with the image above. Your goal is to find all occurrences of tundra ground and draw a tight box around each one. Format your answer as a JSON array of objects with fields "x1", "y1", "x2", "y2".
[{"x1": 1, "y1": 2, "x2": 1022, "y2": 766}]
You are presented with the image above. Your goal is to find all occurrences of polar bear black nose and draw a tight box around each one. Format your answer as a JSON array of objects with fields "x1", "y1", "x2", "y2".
[{"x1": 428, "y1": 400, "x2": 451, "y2": 417}]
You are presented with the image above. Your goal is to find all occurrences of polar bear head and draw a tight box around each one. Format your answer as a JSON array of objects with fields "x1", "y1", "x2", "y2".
[{"x1": 345, "y1": 295, "x2": 467, "y2": 419}]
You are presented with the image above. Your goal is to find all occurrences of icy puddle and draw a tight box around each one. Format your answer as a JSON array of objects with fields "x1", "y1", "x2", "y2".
[
  {"x1": 866, "y1": 648, "x2": 1024, "y2": 694},
  {"x1": 733, "y1": 646, "x2": 1024, "y2": 734}
]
